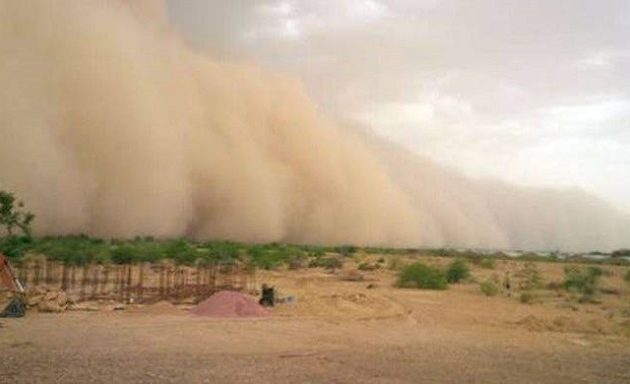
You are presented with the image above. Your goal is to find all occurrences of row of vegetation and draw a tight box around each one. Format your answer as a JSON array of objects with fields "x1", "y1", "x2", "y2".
[
  {"x1": 1, "y1": 190, "x2": 630, "y2": 272},
  {"x1": 397, "y1": 256, "x2": 630, "y2": 307},
  {"x1": 0, "y1": 234, "x2": 361, "y2": 270},
  {"x1": 0, "y1": 190, "x2": 353, "y2": 268}
]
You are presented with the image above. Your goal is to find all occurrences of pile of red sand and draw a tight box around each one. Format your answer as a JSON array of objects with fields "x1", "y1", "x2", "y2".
[{"x1": 191, "y1": 291, "x2": 270, "y2": 318}]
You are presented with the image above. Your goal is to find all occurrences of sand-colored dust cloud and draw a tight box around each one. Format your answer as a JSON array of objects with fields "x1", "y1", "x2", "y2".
[
  {"x1": 364, "y1": 136, "x2": 630, "y2": 251},
  {"x1": 0, "y1": 0, "x2": 628, "y2": 251},
  {"x1": 0, "y1": 0, "x2": 419, "y2": 246}
]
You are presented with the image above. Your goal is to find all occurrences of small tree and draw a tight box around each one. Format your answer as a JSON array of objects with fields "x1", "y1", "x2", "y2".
[
  {"x1": 446, "y1": 258, "x2": 470, "y2": 283},
  {"x1": 0, "y1": 190, "x2": 35, "y2": 238}
]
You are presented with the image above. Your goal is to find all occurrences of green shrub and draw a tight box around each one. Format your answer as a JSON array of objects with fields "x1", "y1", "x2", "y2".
[
  {"x1": 624, "y1": 269, "x2": 630, "y2": 284},
  {"x1": 206, "y1": 241, "x2": 241, "y2": 264},
  {"x1": 111, "y1": 245, "x2": 139, "y2": 265},
  {"x1": 480, "y1": 258, "x2": 496, "y2": 269},
  {"x1": 247, "y1": 246, "x2": 295, "y2": 270},
  {"x1": 0, "y1": 235, "x2": 33, "y2": 259},
  {"x1": 480, "y1": 280, "x2": 500, "y2": 296},
  {"x1": 563, "y1": 265, "x2": 602, "y2": 300},
  {"x1": 396, "y1": 263, "x2": 448, "y2": 290},
  {"x1": 446, "y1": 258, "x2": 470, "y2": 283},
  {"x1": 334, "y1": 245, "x2": 358, "y2": 257},
  {"x1": 166, "y1": 240, "x2": 196, "y2": 265}
]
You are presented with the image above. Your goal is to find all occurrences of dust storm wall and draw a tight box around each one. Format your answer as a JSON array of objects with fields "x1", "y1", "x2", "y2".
[{"x1": 1, "y1": 0, "x2": 629, "y2": 251}]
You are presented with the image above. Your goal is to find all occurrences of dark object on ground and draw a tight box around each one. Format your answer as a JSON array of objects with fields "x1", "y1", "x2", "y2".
[
  {"x1": 259, "y1": 284, "x2": 275, "y2": 307},
  {"x1": 1, "y1": 296, "x2": 26, "y2": 318}
]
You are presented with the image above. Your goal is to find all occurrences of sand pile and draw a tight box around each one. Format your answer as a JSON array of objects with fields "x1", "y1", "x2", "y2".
[{"x1": 191, "y1": 291, "x2": 269, "y2": 318}]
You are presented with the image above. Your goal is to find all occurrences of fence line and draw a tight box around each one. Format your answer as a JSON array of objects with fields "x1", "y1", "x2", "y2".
[{"x1": 13, "y1": 259, "x2": 256, "y2": 304}]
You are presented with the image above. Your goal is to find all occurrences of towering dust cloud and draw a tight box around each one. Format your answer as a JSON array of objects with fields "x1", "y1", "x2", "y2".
[
  {"x1": 0, "y1": 0, "x2": 628, "y2": 251},
  {"x1": 0, "y1": 0, "x2": 418, "y2": 246}
]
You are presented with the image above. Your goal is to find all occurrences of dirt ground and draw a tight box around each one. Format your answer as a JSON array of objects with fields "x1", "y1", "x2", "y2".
[{"x1": 1, "y1": 257, "x2": 630, "y2": 383}]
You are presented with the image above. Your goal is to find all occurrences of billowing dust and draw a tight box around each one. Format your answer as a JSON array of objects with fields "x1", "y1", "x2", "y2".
[{"x1": 0, "y1": 0, "x2": 629, "y2": 251}]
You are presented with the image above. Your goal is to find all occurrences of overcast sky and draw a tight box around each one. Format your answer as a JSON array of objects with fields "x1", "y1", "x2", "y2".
[{"x1": 166, "y1": 0, "x2": 630, "y2": 211}]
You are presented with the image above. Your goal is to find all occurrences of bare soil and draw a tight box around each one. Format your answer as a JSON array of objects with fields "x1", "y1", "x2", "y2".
[{"x1": 1, "y1": 258, "x2": 629, "y2": 383}]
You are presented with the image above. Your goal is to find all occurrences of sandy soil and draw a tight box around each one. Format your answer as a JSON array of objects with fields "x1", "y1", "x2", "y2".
[{"x1": 1, "y1": 257, "x2": 629, "y2": 383}]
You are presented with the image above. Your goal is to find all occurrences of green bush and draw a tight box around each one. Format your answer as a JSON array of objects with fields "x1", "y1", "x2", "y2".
[
  {"x1": 480, "y1": 280, "x2": 500, "y2": 296},
  {"x1": 480, "y1": 258, "x2": 496, "y2": 269},
  {"x1": 446, "y1": 258, "x2": 470, "y2": 283},
  {"x1": 247, "y1": 246, "x2": 296, "y2": 270},
  {"x1": 623, "y1": 269, "x2": 630, "y2": 284},
  {"x1": 111, "y1": 245, "x2": 139, "y2": 265},
  {"x1": 0, "y1": 235, "x2": 33, "y2": 259},
  {"x1": 166, "y1": 240, "x2": 196, "y2": 265},
  {"x1": 334, "y1": 245, "x2": 358, "y2": 257},
  {"x1": 397, "y1": 263, "x2": 448, "y2": 290},
  {"x1": 563, "y1": 265, "x2": 602, "y2": 300}
]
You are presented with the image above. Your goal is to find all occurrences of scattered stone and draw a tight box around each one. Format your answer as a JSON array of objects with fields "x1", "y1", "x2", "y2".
[
  {"x1": 27, "y1": 295, "x2": 44, "y2": 307},
  {"x1": 37, "y1": 291, "x2": 68, "y2": 313}
]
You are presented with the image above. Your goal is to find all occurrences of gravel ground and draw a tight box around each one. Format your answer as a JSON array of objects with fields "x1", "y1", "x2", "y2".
[{"x1": 1, "y1": 310, "x2": 629, "y2": 384}]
